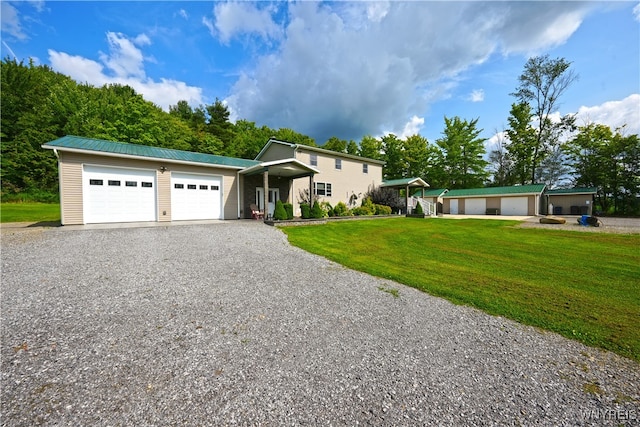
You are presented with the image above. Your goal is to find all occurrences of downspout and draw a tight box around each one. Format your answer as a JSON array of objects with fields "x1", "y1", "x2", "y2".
[{"x1": 236, "y1": 170, "x2": 241, "y2": 219}]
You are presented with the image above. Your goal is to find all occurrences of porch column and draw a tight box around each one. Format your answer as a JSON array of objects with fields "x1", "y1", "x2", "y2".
[
  {"x1": 263, "y1": 170, "x2": 269, "y2": 220},
  {"x1": 309, "y1": 175, "x2": 314, "y2": 208},
  {"x1": 406, "y1": 185, "x2": 410, "y2": 215}
]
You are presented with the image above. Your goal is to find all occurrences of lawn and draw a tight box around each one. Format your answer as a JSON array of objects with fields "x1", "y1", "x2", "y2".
[
  {"x1": 282, "y1": 217, "x2": 640, "y2": 362},
  {"x1": 0, "y1": 203, "x2": 61, "y2": 223}
]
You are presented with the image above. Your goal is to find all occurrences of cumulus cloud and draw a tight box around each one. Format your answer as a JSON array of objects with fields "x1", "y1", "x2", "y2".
[
  {"x1": 224, "y1": 2, "x2": 595, "y2": 142},
  {"x1": 469, "y1": 89, "x2": 485, "y2": 103},
  {"x1": 575, "y1": 94, "x2": 640, "y2": 135},
  {"x1": 634, "y1": 3, "x2": 640, "y2": 22},
  {"x1": 48, "y1": 32, "x2": 203, "y2": 110},
  {"x1": 398, "y1": 116, "x2": 425, "y2": 139},
  {"x1": 178, "y1": 9, "x2": 188, "y2": 20},
  {"x1": 210, "y1": 2, "x2": 281, "y2": 44}
]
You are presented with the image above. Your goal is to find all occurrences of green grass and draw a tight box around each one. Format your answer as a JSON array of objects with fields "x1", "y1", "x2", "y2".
[
  {"x1": 282, "y1": 218, "x2": 640, "y2": 361},
  {"x1": 0, "y1": 203, "x2": 61, "y2": 223}
]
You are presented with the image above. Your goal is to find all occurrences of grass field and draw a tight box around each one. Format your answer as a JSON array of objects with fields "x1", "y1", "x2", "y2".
[
  {"x1": 282, "y1": 217, "x2": 640, "y2": 361},
  {"x1": 0, "y1": 203, "x2": 61, "y2": 223}
]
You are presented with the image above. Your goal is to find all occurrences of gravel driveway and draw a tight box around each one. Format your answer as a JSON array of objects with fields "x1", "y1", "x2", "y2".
[{"x1": 2, "y1": 222, "x2": 639, "y2": 426}]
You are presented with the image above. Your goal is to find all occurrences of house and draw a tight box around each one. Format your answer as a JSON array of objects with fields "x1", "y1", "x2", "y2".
[
  {"x1": 442, "y1": 184, "x2": 546, "y2": 216},
  {"x1": 42, "y1": 135, "x2": 383, "y2": 225},
  {"x1": 254, "y1": 139, "x2": 384, "y2": 216},
  {"x1": 544, "y1": 187, "x2": 597, "y2": 216}
]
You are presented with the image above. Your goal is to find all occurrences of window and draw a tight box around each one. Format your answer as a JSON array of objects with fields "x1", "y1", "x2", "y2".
[
  {"x1": 187, "y1": 184, "x2": 197, "y2": 189},
  {"x1": 89, "y1": 179, "x2": 103, "y2": 186},
  {"x1": 108, "y1": 180, "x2": 121, "y2": 186},
  {"x1": 126, "y1": 181, "x2": 137, "y2": 187},
  {"x1": 335, "y1": 159, "x2": 342, "y2": 170},
  {"x1": 363, "y1": 163, "x2": 368, "y2": 174},
  {"x1": 310, "y1": 154, "x2": 318, "y2": 166},
  {"x1": 142, "y1": 182, "x2": 153, "y2": 188},
  {"x1": 314, "y1": 182, "x2": 332, "y2": 197},
  {"x1": 199, "y1": 185, "x2": 208, "y2": 190},
  {"x1": 174, "y1": 183, "x2": 184, "y2": 189},
  {"x1": 211, "y1": 185, "x2": 219, "y2": 191}
]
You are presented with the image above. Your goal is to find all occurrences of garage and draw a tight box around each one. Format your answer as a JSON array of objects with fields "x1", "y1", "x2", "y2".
[
  {"x1": 501, "y1": 197, "x2": 529, "y2": 216},
  {"x1": 465, "y1": 198, "x2": 486, "y2": 215},
  {"x1": 171, "y1": 172, "x2": 222, "y2": 220},
  {"x1": 83, "y1": 165, "x2": 157, "y2": 224}
]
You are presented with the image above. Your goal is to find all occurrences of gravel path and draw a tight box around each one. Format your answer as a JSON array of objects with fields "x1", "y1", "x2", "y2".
[{"x1": 2, "y1": 222, "x2": 639, "y2": 426}]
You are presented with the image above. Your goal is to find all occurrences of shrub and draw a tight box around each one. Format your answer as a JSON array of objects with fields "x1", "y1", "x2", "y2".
[
  {"x1": 414, "y1": 201, "x2": 424, "y2": 215},
  {"x1": 375, "y1": 204, "x2": 392, "y2": 215},
  {"x1": 353, "y1": 197, "x2": 376, "y2": 216},
  {"x1": 283, "y1": 203, "x2": 294, "y2": 220},
  {"x1": 273, "y1": 200, "x2": 287, "y2": 220},
  {"x1": 366, "y1": 186, "x2": 403, "y2": 213},
  {"x1": 321, "y1": 201, "x2": 334, "y2": 217},
  {"x1": 300, "y1": 203, "x2": 311, "y2": 219},
  {"x1": 311, "y1": 201, "x2": 324, "y2": 218},
  {"x1": 333, "y1": 201, "x2": 351, "y2": 216}
]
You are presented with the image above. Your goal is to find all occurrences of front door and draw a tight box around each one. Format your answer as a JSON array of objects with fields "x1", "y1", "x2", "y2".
[{"x1": 256, "y1": 187, "x2": 280, "y2": 217}]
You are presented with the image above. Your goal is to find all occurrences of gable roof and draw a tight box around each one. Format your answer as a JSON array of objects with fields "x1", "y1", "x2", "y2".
[
  {"x1": 546, "y1": 187, "x2": 597, "y2": 195},
  {"x1": 42, "y1": 135, "x2": 259, "y2": 170},
  {"x1": 256, "y1": 138, "x2": 385, "y2": 165},
  {"x1": 381, "y1": 177, "x2": 429, "y2": 188},
  {"x1": 443, "y1": 184, "x2": 546, "y2": 198}
]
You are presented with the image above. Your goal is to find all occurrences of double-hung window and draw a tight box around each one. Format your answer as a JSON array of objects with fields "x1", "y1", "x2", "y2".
[
  {"x1": 314, "y1": 182, "x2": 332, "y2": 197},
  {"x1": 363, "y1": 163, "x2": 368, "y2": 174},
  {"x1": 310, "y1": 154, "x2": 318, "y2": 167},
  {"x1": 335, "y1": 159, "x2": 342, "y2": 170}
]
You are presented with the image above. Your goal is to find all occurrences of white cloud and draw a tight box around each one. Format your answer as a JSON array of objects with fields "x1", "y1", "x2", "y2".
[
  {"x1": 1, "y1": 2, "x2": 27, "y2": 40},
  {"x1": 225, "y1": 2, "x2": 596, "y2": 142},
  {"x1": 48, "y1": 33, "x2": 203, "y2": 110},
  {"x1": 178, "y1": 9, "x2": 188, "y2": 20},
  {"x1": 211, "y1": 2, "x2": 281, "y2": 44},
  {"x1": 469, "y1": 89, "x2": 485, "y2": 103},
  {"x1": 634, "y1": 3, "x2": 640, "y2": 22},
  {"x1": 399, "y1": 116, "x2": 425, "y2": 139},
  {"x1": 575, "y1": 94, "x2": 640, "y2": 135}
]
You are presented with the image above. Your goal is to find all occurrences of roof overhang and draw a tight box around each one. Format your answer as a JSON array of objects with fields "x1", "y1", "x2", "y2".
[
  {"x1": 240, "y1": 158, "x2": 320, "y2": 178},
  {"x1": 381, "y1": 177, "x2": 430, "y2": 189},
  {"x1": 41, "y1": 144, "x2": 251, "y2": 171}
]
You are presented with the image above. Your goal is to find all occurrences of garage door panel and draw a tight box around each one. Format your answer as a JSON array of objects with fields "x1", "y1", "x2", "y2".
[
  {"x1": 171, "y1": 172, "x2": 222, "y2": 220},
  {"x1": 83, "y1": 165, "x2": 157, "y2": 224},
  {"x1": 465, "y1": 198, "x2": 486, "y2": 215},
  {"x1": 501, "y1": 197, "x2": 528, "y2": 216}
]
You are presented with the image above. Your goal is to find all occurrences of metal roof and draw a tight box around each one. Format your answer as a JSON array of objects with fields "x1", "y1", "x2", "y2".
[
  {"x1": 256, "y1": 138, "x2": 386, "y2": 165},
  {"x1": 412, "y1": 188, "x2": 448, "y2": 197},
  {"x1": 443, "y1": 184, "x2": 546, "y2": 198},
  {"x1": 381, "y1": 177, "x2": 430, "y2": 188},
  {"x1": 43, "y1": 135, "x2": 260, "y2": 169},
  {"x1": 546, "y1": 187, "x2": 597, "y2": 195}
]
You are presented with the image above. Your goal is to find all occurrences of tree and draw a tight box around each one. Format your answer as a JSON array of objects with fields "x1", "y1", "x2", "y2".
[
  {"x1": 346, "y1": 140, "x2": 358, "y2": 155},
  {"x1": 358, "y1": 135, "x2": 382, "y2": 160},
  {"x1": 323, "y1": 136, "x2": 347, "y2": 153},
  {"x1": 505, "y1": 102, "x2": 537, "y2": 185},
  {"x1": 511, "y1": 55, "x2": 577, "y2": 183},
  {"x1": 435, "y1": 116, "x2": 488, "y2": 189},
  {"x1": 402, "y1": 134, "x2": 431, "y2": 180},
  {"x1": 380, "y1": 134, "x2": 406, "y2": 180},
  {"x1": 487, "y1": 131, "x2": 514, "y2": 187},
  {"x1": 565, "y1": 124, "x2": 640, "y2": 215}
]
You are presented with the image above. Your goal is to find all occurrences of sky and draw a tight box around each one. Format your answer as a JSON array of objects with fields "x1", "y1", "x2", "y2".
[{"x1": 2, "y1": 1, "x2": 639, "y2": 149}]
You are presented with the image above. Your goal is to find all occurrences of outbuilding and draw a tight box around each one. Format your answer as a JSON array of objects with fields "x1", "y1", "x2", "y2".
[
  {"x1": 544, "y1": 187, "x2": 597, "y2": 216},
  {"x1": 442, "y1": 184, "x2": 546, "y2": 216}
]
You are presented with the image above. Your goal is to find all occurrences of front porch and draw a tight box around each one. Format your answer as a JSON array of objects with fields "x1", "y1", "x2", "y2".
[{"x1": 240, "y1": 159, "x2": 319, "y2": 219}]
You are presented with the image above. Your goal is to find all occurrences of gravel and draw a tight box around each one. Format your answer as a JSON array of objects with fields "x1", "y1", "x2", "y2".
[{"x1": 2, "y1": 222, "x2": 639, "y2": 426}]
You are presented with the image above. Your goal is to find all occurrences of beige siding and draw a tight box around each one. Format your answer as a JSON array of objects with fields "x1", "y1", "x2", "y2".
[
  {"x1": 548, "y1": 194, "x2": 593, "y2": 215},
  {"x1": 291, "y1": 149, "x2": 383, "y2": 214},
  {"x1": 59, "y1": 155, "x2": 84, "y2": 225},
  {"x1": 260, "y1": 143, "x2": 296, "y2": 162},
  {"x1": 57, "y1": 151, "x2": 239, "y2": 223},
  {"x1": 486, "y1": 197, "x2": 500, "y2": 210}
]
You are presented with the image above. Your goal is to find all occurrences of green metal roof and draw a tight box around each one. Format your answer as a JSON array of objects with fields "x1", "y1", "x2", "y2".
[
  {"x1": 546, "y1": 187, "x2": 597, "y2": 195},
  {"x1": 43, "y1": 135, "x2": 260, "y2": 169},
  {"x1": 443, "y1": 184, "x2": 546, "y2": 198},
  {"x1": 381, "y1": 177, "x2": 429, "y2": 187},
  {"x1": 412, "y1": 188, "x2": 447, "y2": 197}
]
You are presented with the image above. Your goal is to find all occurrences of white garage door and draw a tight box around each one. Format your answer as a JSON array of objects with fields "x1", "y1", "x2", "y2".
[
  {"x1": 450, "y1": 199, "x2": 459, "y2": 214},
  {"x1": 83, "y1": 165, "x2": 157, "y2": 224},
  {"x1": 501, "y1": 197, "x2": 529, "y2": 216},
  {"x1": 171, "y1": 172, "x2": 222, "y2": 220},
  {"x1": 465, "y1": 198, "x2": 486, "y2": 215}
]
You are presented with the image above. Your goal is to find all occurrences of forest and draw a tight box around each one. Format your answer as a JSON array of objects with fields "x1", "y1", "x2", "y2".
[{"x1": 1, "y1": 56, "x2": 638, "y2": 215}]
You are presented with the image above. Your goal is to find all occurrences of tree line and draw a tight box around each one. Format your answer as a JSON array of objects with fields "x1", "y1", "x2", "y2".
[{"x1": 1, "y1": 56, "x2": 638, "y2": 214}]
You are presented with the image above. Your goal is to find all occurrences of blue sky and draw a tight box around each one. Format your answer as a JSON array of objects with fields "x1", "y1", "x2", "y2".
[{"x1": 2, "y1": 1, "x2": 639, "y2": 148}]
